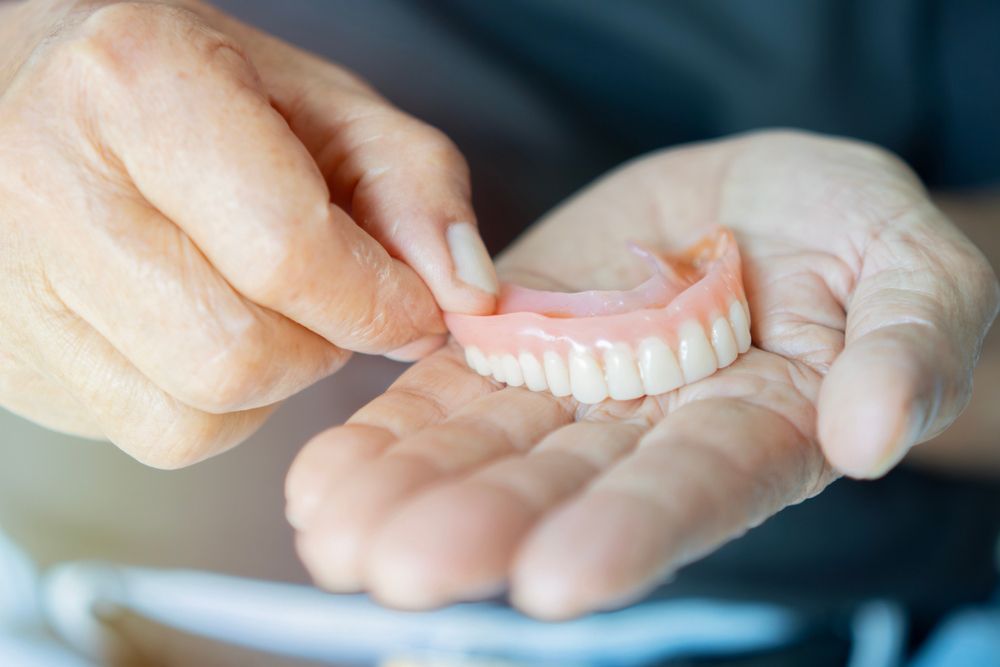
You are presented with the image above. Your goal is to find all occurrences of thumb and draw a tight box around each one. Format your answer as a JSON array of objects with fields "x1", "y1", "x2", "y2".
[
  {"x1": 237, "y1": 31, "x2": 499, "y2": 315},
  {"x1": 323, "y1": 109, "x2": 499, "y2": 315},
  {"x1": 818, "y1": 209, "x2": 999, "y2": 478}
]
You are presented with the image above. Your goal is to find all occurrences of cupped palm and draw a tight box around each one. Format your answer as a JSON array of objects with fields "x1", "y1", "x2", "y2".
[{"x1": 287, "y1": 131, "x2": 997, "y2": 619}]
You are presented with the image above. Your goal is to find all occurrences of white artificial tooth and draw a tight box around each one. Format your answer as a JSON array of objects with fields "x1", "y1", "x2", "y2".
[
  {"x1": 677, "y1": 321, "x2": 717, "y2": 383},
  {"x1": 568, "y1": 349, "x2": 608, "y2": 404},
  {"x1": 637, "y1": 337, "x2": 683, "y2": 395},
  {"x1": 603, "y1": 343, "x2": 644, "y2": 400},
  {"x1": 465, "y1": 346, "x2": 491, "y2": 376},
  {"x1": 543, "y1": 351, "x2": 572, "y2": 397},
  {"x1": 729, "y1": 301, "x2": 751, "y2": 353},
  {"x1": 519, "y1": 352, "x2": 548, "y2": 392},
  {"x1": 710, "y1": 317, "x2": 739, "y2": 367},
  {"x1": 488, "y1": 355, "x2": 507, "y2": 383},
  {"x1": 475, "y1": 354, "x2": 493, "y2": 376},
  {"x1": 502, "y1": 354, "x2": 524, "y2": 387}
]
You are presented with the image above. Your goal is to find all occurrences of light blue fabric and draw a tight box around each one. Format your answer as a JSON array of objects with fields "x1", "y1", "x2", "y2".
[
  {"x1": 848, "y1": 601, "x2": 907, "y2": 667},
  {"x1": 42, "y1": 564, "x2": 805, "y2": 666},
  {"x1": 908, "y1": 604, "x2": 1000, "y2": 667},
  {"x1": 9, "y1": 524, "x2": 1000, "y2": 667}
]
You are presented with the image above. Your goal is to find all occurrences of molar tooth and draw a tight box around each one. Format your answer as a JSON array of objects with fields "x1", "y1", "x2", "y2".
[
  {"x1": 519, "y1": 352, "x2": 548, "y2": 392},
  {"x1": 729, "y1": 301, "x2": 752, "y2": 353},
  {"x1": 488, "y1": 355, "x2": 507, "y2": 383},
  {"x1": 502, "y1": 354, "x2": 524, "y2": 387},
  {"x1": 677, "y1": 321, "x2": 717, "y2": 383},
  {"x1": 543, "y1": 351, "x2": 572, "y2": 397},
  {"x1": 637, "y1": 337, "x2": 683, "y2": 395},
  {"x1": 603, "y1": 343, "x2": 644, "y2": 400},
  {"x1": 568, "y1": 349, "x2": 608, "y2": 404},
  {"x1": 465, "y1": 346, "x2": 491, "y2": 376},
  {"x1": 710, "y1": 317, "x2": 739, "y2": 367}
]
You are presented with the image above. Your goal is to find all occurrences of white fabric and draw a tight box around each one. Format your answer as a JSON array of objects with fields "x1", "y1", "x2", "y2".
[{"x1": 0, "y1": 529, "x2": 97, "y2": 667}]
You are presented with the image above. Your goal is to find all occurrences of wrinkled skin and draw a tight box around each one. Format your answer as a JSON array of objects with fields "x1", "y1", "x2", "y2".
[
  {"x1": 288, "y1": 131, "x2": 1000, "y2": 619},
  {"x1": 0, "y1": 0, "x2": 494, "y2": 468}
]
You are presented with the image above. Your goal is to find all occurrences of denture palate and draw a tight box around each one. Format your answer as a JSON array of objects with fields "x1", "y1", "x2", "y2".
[{"x1": 445, "y1": 227, "x2": 751, "y2": 404}]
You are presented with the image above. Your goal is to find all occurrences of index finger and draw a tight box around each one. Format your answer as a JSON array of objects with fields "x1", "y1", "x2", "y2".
[{"x1": 79, "y1": 5, "x2": 443, "y2": 352}]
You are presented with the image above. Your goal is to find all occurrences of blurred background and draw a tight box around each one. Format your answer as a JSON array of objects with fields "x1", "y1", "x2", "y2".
[{"x1": 2, "y1": 1, "x2": 999, "y2": 665}]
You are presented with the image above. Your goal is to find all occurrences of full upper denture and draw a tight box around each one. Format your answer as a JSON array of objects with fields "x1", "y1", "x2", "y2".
[{"x1": 444, "y1": 227, "x2": 751, "y2": 403}]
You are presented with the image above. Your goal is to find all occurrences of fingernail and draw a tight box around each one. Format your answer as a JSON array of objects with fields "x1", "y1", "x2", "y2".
[
  {"x1": 385, "y1": 334, "x2": 448, "y2": 362},
  {"x1": 447, "y1": 222, "x2": 498, "y2": 295}
]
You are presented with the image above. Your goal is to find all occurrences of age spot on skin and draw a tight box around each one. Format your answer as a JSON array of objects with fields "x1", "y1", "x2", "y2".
[{"x1": 446, "y1": 227, "x2": 752, "y2": 403}]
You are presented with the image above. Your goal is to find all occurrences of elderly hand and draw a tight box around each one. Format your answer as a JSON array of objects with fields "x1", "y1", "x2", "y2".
[
  {"x1": 0, "y1": 0, "x2": 496, "y2": 467},
  {"x1": 287, "y1": 131, "x2": 1000, "y2": 619}
]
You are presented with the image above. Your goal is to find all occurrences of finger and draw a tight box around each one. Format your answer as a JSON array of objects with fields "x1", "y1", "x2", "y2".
[
  {"x1": 0, "y1": 349, "x2": 102, "y2": 439},
  {"x1": 384, "y1": 333, "x2": 448, "y2": 362},
  {"x1": 511, "y1": 399, "x2": 828, "y2": 620},
  {"x1": 77, "y1": 4, "x2": 443, "y2": 353},
  {"x1": 818, "y1": 210, "x2": 1000, "y2": 478},
  {"x1": 284, "y1": 346, "x2": 495, "y2": 527},
  {"x1": 365, "y1": 422, "x2": 642, "y2": 609},
  {"x1": 43, "y1": 193, "x2": 347, "y2": 413},
  {"x1": 295, "y1": 386, "x2": 572, "y2": 591},
  {"x1": 247, "y1": 39, "x2": 497, "y2": 313},
  {"x1": 19, "y1": 305, "x2": 272, "y2": 468}
]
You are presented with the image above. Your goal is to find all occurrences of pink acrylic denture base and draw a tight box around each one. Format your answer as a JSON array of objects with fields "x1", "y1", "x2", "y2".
[{"x1": 445, "y1": 227, "x2": 747, "y2": 359}]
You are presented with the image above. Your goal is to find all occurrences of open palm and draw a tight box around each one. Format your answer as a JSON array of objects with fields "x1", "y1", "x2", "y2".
[{"x1": 287, "y1": 131, "x2": 999, "y2": 619}]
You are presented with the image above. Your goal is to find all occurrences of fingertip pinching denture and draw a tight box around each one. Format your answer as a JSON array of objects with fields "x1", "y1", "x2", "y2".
[{"x1": 445, "y1": 227, "x2": 751, "y2": 403}]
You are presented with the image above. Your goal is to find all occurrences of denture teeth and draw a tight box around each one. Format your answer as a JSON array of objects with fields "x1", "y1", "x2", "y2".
[
  {"x1": 710, "y1": 316, "x2": 739, "y2": 367},
  {"x1": 568, "y1": 349, "x2": 609, "y2": 404},
  {"x1": 637, "y1": 337, "x2": 684, "y2": 395},
  {"x1": 729, "y1": 301, "x2": 752, "y2": 353},
  {"x1": 462, "y1": 302, "x2": 749, "y2": 398},
  {"x1": 603, "y1": 343, "x2": 645, "y2": 400},
  {"x1": 488, "y1": 355, "x2": 507, "y2": 383},
  {"x1": 502, "y1": 354, "x2": 524, "y2": 387},
  {"x1": 543, "y1": 351, "x2": 572, "y2": 397},
  {"x1": 465, "y1": 346, "x2": 492, "y2": 376},
  {"x1": 519, "y1": 352, "x2": 548, "y2": 392},
  {"x1": 677, "y1": 321, "x2": 717, "y2": 383}
]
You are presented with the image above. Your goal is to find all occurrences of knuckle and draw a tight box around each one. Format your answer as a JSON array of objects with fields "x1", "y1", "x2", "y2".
[
  {"x1": 232, "y1": 205, "x2": 325, "y2": 307},
  {"x1": 122, "y1": 408, "x2": 231, "y2": 470},
  {"x1": 133, "y1": 401, "x2": 264, "y2": 469},
  {"x1": 64, "y1": 2, "x2": 246, "y2": 86},
  {"x1": 408, "y1": 121, "x2": 468, "y2": 174},
  {"x1": 71, "y1": 3, "x2": 187, "y2": 60},
  {"x1": 178, "y1": 326, "x2": 273, "y2": 413}
]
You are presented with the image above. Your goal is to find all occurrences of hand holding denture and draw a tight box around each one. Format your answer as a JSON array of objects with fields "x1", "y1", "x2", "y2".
[
  {"x1": 288, "y1": 131, "x2": 999, "y2": 619},
  {"x1": 0, "y1": 0, "x2": 495, "y2": 467}
]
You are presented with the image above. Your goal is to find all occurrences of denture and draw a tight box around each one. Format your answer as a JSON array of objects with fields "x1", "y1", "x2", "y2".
[{"x1": 444, "y1": 227, "x2": 751, "y2": 403}]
